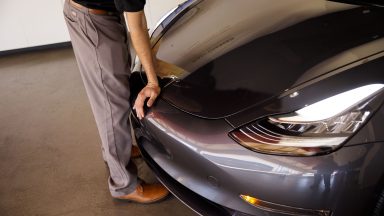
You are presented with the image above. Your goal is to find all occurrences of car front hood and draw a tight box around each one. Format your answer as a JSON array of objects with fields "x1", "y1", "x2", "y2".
[{"x1": 158, "y1": 6, "x2": 384, "y2": 119}]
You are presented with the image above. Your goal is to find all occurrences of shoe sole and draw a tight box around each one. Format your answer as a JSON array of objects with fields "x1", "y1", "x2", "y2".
[{"x1": 114, "y1": 192, "x2": 170, "y2": 204}]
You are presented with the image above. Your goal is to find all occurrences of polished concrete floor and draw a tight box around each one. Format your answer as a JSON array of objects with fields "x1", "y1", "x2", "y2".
[{"x1": 0, "y1": 47, "x2": 197, "y2": 216}]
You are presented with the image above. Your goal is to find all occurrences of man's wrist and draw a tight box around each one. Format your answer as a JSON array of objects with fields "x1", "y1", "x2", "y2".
[
  {"x1": 147, "y1": 81, "x2": 159, "y2": 87},
  {"x1": 147, "y1": 75, "x2": 159, "y2": 86}
]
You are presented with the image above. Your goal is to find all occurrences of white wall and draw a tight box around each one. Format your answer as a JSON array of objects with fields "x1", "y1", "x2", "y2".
[
  {"x1": 0, "y1": 0, "x2": 184, "y2": 52},
  {"x1": 145, "y1": 0, "x2": 185, "y2": 32},
  {"x1": 0, "y1": 0, "x2": 70, "y2": 51}
]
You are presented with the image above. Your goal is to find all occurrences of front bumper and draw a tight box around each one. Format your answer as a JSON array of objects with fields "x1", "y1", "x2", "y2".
[
  {"x1": 137, "y1": 137, "x2": 247, "y2": 216},
  {"x1": 131, "y1": 99, "x2": 383, "y2": 216}
]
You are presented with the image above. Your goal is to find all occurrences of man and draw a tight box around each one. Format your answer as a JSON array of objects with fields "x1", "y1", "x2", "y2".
[{"x1": 63, "y1": 0, "x2": 169, "y2": 203}]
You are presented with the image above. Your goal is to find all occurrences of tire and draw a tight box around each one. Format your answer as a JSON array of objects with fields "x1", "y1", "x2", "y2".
[{"x1": 372, "y1": 189, "x2": 384, "y2": 216}]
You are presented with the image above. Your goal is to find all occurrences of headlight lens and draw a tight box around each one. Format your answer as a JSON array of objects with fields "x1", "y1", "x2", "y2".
[{"x1": 229, "y1": 84, "x2": 384, "y2": 156}]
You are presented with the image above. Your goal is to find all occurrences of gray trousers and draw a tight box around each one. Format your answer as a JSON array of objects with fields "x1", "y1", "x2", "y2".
[{"x1": 63, "y1": 0, "x2": 137, "y2": 197}]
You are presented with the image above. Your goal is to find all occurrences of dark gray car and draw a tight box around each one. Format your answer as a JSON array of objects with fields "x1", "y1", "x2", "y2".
[{"x1": 129, "y1": 0, "x2": 384, "y2": 215}]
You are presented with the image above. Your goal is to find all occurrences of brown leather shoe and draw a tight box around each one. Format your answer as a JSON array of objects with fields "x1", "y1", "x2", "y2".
[
  {"x1": 131, "y1": 145, "x2": 141, "y2": 158},
  {"x1": 115, "y1": 183, "x2": 169, "y2": 204}
]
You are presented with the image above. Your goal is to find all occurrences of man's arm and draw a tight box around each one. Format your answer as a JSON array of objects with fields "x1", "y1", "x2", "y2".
[{"x1": 124, "y1": 11, "x2": 160, "y2": 120}]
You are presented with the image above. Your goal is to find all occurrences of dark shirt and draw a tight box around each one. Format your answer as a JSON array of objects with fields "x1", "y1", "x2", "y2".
[{"x1": 74, "y1": 0, "x2": 146, "y2": 12}]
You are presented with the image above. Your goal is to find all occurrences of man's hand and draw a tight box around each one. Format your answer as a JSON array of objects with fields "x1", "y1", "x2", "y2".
[{"x1": 133, "y1": 83, "x2": 161, "y2": 120}]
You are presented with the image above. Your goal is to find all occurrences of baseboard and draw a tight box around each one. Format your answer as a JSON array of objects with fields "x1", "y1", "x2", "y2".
[{"x1": 0, "y1": 42, "x2": 72, "y2": 57}]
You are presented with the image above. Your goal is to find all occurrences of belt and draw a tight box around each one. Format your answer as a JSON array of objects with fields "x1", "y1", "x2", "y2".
[{"x1": 69, "y1": 0, "x2": 115, "y2": 15}]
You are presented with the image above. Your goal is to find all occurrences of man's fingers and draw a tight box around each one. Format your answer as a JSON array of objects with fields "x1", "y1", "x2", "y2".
[
  {"x1": 134, "y1": 93, "x2": 146, "y2": 119},
  {"x1": 134, "y1": 86, "x2": 160, "y2": 119},
  {"x1": 136, "y1": 107, "x2": 144, "y2": 119},
  {"x1": 137, "y1": 109, "x2": 144, "y2": 119},
  {"x1": 134, "y1": 94, "x2": 145, "y2": 109},
  {"x1": 146, "y1": 94, "x2": 157, "y2": 107}
]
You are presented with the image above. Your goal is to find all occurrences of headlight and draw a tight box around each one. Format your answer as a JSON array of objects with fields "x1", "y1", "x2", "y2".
[{"x1": 229, "y1": 84, "x2": 384, "y2": 156}]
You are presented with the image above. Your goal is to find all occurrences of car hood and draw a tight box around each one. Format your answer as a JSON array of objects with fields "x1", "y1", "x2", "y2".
[{"x1": 155, "y1": 1, "x2": 384, "y2": 119}]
